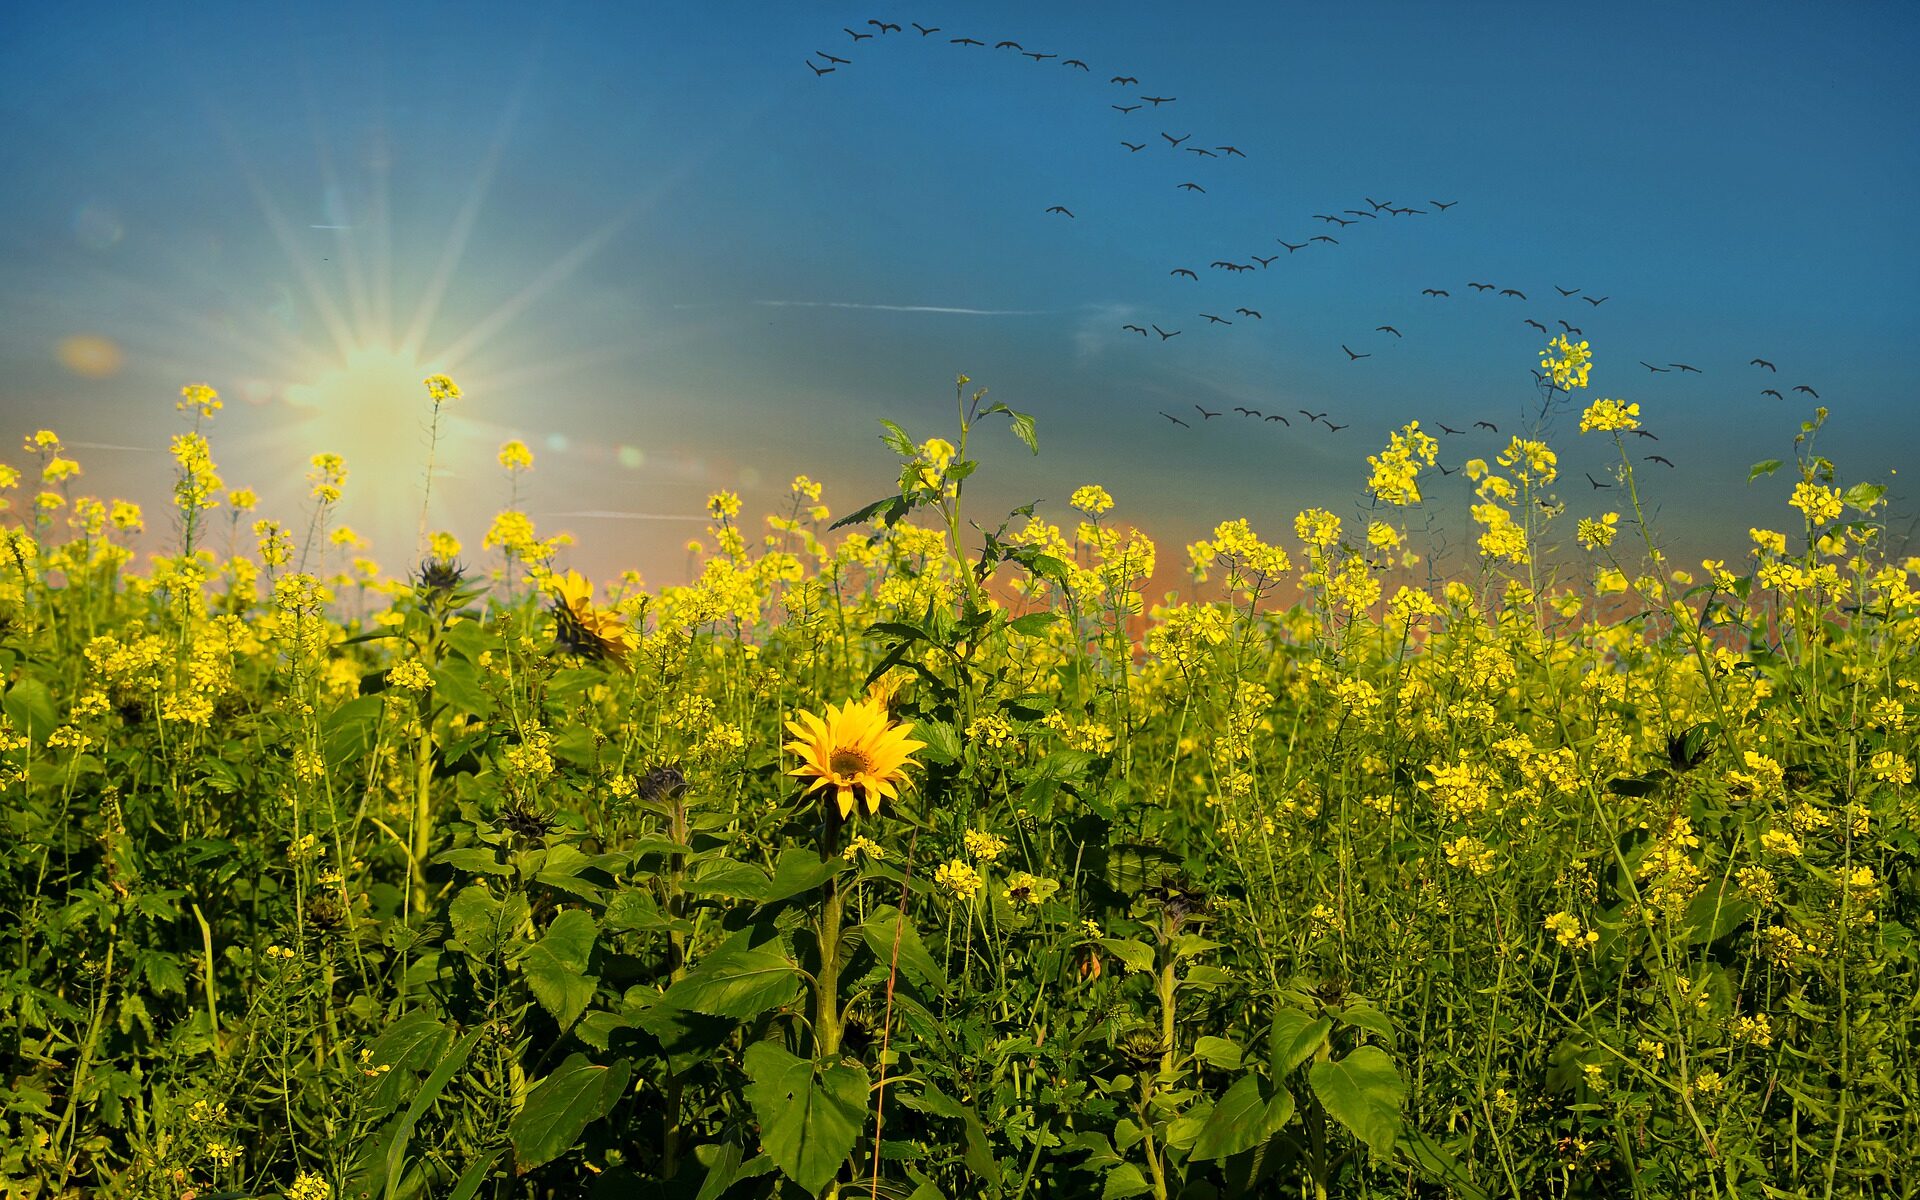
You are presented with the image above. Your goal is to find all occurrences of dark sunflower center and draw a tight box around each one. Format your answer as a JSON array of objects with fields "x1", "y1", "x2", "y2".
[{"x1": 830, "y1": 748, "x2": 872, "y2": 776}]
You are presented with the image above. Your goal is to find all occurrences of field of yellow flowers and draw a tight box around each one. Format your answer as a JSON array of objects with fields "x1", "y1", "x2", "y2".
[{"x1": 2, "y1": 350, "x2": 1916, "y2": 1199}]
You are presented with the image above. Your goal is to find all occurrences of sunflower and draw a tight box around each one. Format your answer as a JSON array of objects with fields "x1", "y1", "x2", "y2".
[
  {"x1": 785, "y1": 692, "x2": 925, "y2": 820},
  {"x1": 549, "y1": 570, "x2": 637, "y2": 667}
]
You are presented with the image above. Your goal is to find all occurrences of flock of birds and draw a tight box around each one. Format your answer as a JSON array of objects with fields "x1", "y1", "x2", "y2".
[{"x1": 803, "y1": 19, "x2": 1830, "y2": 481}]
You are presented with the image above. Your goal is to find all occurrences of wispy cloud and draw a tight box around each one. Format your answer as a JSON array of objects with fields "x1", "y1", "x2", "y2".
[
  {"x1": 753, "y1": 300, "x2": 1048, "y2": 316},
  {"x1": 541, "y1": 510, "x2": 708, "y2": 522}
]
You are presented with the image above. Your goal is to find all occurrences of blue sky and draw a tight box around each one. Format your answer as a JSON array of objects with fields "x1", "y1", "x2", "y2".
[{"x1": 2, "y1": 1, "x2": 1917, "y2": 582}]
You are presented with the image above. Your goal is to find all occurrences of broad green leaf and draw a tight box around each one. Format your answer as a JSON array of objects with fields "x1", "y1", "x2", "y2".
[
  {"x1": 1009, "y1": 611, "x2": 1061, "y2": 637},
  {"x1": 3, "y1": 677, "x2": 58, "y2": 742},
  {"x1": 665, "y1": 944, "x2": 802, "y2": 1019},
  {"x1": 1006, "y1": 408, "x2": 1039, "y2": 454},
  {"x1": 1193, "y1": 1035, "x2": 1244, "y2": 1071},
  {"x1": 1747, "y1": 459, "x2": 1782, "y2": 483},
  {"x1": 1308, "y1": 1045, "x2": 1406, "y2": 1159},
  {"x1": 761, "y1": 848, "x2": 845, "y2": 904},
  {"x1": 433, "y1": 847, "x2": 511, "y2": 876},
  {"x1": 430, "y1": 658, "x2": 494, "y2": 717},
  {"x1": 1339, "y1": 1004, "x2": 1396, "y2": 1043},
  {"x1": 385, "y1": 1029, "x2": 481, "y2": 1198},
  {"x1": 686, "y1": 858, "x2": 772, "y2": 902},
  {"x1": 1192, "y1": 1074, "x2": 1295, "y2": 1161},
  {"x1": 1101, "y1": 1162, "x2": 1151, "y2": 1199},
  {"x1": 1269, "y1": 1009, "x2": 1332, "y2": 1076},
  {"x1": 742, "y1": 1041, "x2": 869, "y2": 1196},
  {"x1": 447, "y1": 886, "x2": 530, "y2": 958},
  {"x1": 508, "y1": 1053, "x2": 631, "y2": 1172},
  {"x1": 519, "y1": 910, "x2": 599, "y2": 1028},
  {"x1": 861, "y1": 904, "x2": 945, "y2": 993},
  {"x1": 1097, "y1": 938, "x2": 1155, "y2": 975},
  {"x1": 916, "y1": 720, "x2": 963, "y2": 765},
  {"x1": 1843, "y1": 481, "x2": 1887, "y2": 511}
]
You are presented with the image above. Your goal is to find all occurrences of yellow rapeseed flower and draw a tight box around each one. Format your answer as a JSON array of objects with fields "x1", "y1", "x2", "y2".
[{"x1": 423, "y1": 374, "x2": 461, "y2": 403}]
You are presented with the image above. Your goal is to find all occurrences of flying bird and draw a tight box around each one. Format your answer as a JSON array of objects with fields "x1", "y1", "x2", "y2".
[
  {"x1": 1324, "y1": 422, "x2": 1350, "y2": 431},
  {"x1": 1313, "y1": 214, "x2": 1354, "y2": 225},
  {"x1": 1234, "y1": 406, "x2": 1261, "y2": 417},
  {"x1": 1111, "y1": 75, "x2": 1139, "y2": 84},
  {"x1": 1639, "y1": 361, "x2": 1669, "y2": 372},
  {"x1": 1023, "y1": 51, "x2": 1057, "y2": 61},
  {"x1": 1437, "y1": 463, "x2": 1456, "y2": 475},
  {"x1": 1761, "y1": 389, "x2": 1783, "y2": 399},
  {"x1": 806, "y1": 60, "x2": 836, "y2": 75},
  {"x1": 1645, "y1": 455, "x2": 1675, "y2": 468},
  {"x1": 1436, "y1": 422, "x2": 1463, "y2": 435},
  {"x1": 913, "y1": 22, "x2": 940, "y2": 35},
  {"x1": 1217, "y1": 145, "x2": 1246, "y2": 157},
  {"x1": 1278, "y1": 240, "x2": 1308, "y2": 252},
  {"x1": 1310, "y1": 235, "x2": 1338, "y2": 244},
  {"x1": 1300, "y1": 410, "x2": 1328, "y2": 422},
  {"x1": 1210, "y1": 260, "x2": 1237, "y2": 269},
  {"x1": 1524, "y1": 319, "x2": 1549, "y2": 333},
  {"x1": 950, "y1": 37, "x2": 984, "y2": 45},
  {"x1": 1630, "y1": 429, "x2": 1658, "y2": 440},
  {"x1": 995, "y1": 40, "x2": 1022, "y2": 49},
  {"x1": 1186, "y1": 147, "x2": 1218, "y2": 158},
  {"x1": 1366, "y1": 197, "x2": 1390, "y2": 210},
  {"x1": 1171, "y1": 267, "x2": 1198, "y2": 279},
  {"x1": 1122, "y1": 324, "x2": 1148, "y2": 336},
  {"x1": 1201, "y1": 313, "x2": 1233, "y2": 325},
  {"x1": 1162, "y1": 132, "x2": 1190, "y2": 147},
  {"x1": 1390, "y1": 206, "x2": 1427, "y2": 215},
  {"x1": 1431, "y1": 200, "x2": 1458, "y2": 210},
  {"x1": 1154, "y1": 325, "x2": 1181, "y2": 340},
  {"x1": 1252, "y1": 255, "x2": 1277, "y2": 268},
  {"x1": 1195, "y1": 404, "x2": 1221, "y2": 419},
  {"x1": 1587, "y1": 472, "x2": 1611, "y2": 489},
  {"x1": 1376, "y1": 325, "x2": 1402, "y2": 337},
  {"x1": 1794, "y1": 385, "x2": 1820, "y2": 398},
  {"x1": 1499, "y1": 289, "x2": 1527, "y2": 299},
  {"x1": 1265, "y1": 414, "x2": 1290, "y2": 424},
  {"x1": 1422, "y1": 288, "x2": 1450, "y2": 297},
  {"x1": 1064, "y1": 59, "x2": 1089, "y2": 69},
  {"x1": 1751, "y1": 358, "x2": 1776, "y2": 371},
  {"x1": 1475, "y1": 421, "x2": 1499, "y2": 432},
  {"x1": 1113, "y1": 104, "x2": 1143, "y2": 113},
  {"x1": 1141, "y1": 95, "x2": 1177, "y2": 105},
  {"x1": 1669, "y1": 363, "x2": 1701, "y2": 373},
  {"x1": 1121, "y1": 141, "x2": 1145, "y2": 151},
  {"x1": 844, "y1": 26, "x2": 873, "y2": 40},
  {"x1": 1555, "y1": 286, "x2": 1581, "y2": 297},
  {"x1": 1344, "y1": 209, "x2": 1378, "y2": 219},
  {"x1": 1559, "y1": 321, "x2": 1583, "y2": 335},
  {"x1": 1468, "y1": 282, "x2": 1496, "y2": 292},
  {"x1": 1236, "y1": 308, "x2": 1262, "y2": 318},
  {"x1": 1178, "y1": 182, "x2": 1206, "y2": 192},
  {"x1": 1584, "y1": 295, "x2": 1609, "y2": 306},
  {"x1": 1045, "y1": 206, "x2": 1074, "y2": 217},
  {"x1": 1343, "y1": 344, "x2": 1371, "y2": 360},
  {"x1": 1160, "y1": 411, "x2": 1189, "y2": 427},
  {"x1": 817, "y1": 51, "x2": 851, "y2": 63},
  {"x1": 868, "y1": 20, "x2": 901, "y2": 32}
]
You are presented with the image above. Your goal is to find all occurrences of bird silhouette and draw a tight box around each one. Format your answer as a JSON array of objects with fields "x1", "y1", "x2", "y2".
[
  {"x1": 1324, "y1": 422, "x2": 1350, "y2": 431},
  {"x1": 1431, "y1": 199, "x2": 1458, "y2": 210},
  {"x1": 1310, "y1": 235, "x2": 1338, "y2": 244},
  {"x1": 806, "y1": 60, "x2": 836, "y2": 75},
  {"x1": 1252, "y1": 254, "x2": 1277, "y2": 268},
  {"x1": 1555, "y1": 286, "x2": 1580, "y2": 297},
  {"x1": 1234, "y1": 406, "x2": 1261, "y2": 417},
  {"x1": 1640, "y1": 362, "x2": 1670, "y2": 373},
  {"x1": 1300, "y1": 410, "x2": 1328, "y2": 422},
  {"x1": 1313, "y1": 214, "x2": 1353, "y2": 225},
  {"x1": 1669, "y1": 364, "x2": 1701, "y2": 373},
  {"x1": 1278, "y1": 239, "x2": 1308, "y2": 252},
  {"x1": 1436, "y1": 422, "x2": 1463, "y2": 435},
  {"x1": 1160, "y1": 411, "x2": 1190, "y2": 427},
  {"x1": 1045, "y1": 206, "x2": 1074, "y2": 218},
  {"x1": 1265, "y1": 414, "x2": 1290, "y2": 424},
  {"x1": 994, "y1": 40, "x2": 1021, "y2": 49},
  {"x1": 869, "y1": 20, "x2": 901, "y2": 32},
  {"x1": 1171, "y1": 268, "x2": 1198, "y2": 280},
  {"x1": 1794, "y1": 385, "x2": 1819, "y2": 398},
  {"x1": 1344, "y1": 209, "x2": 1378, "y2": 219},
  {"x1": 1437, "y1": 463, "x2": 1457, "y2": 475},
  {"x1": 1468, "y1": 282, "x2": 1495, "y2": 292},
  {"x1": 1761, "y1": 389, "x2": 1783, "y2": 399},
  {"x1": 1113, "y1": 104, "x2": 1143, "y2": 113},
  {"x1": 1195, "y1": 404, "x2": 1221, "y2": 419},
  {"x1": 1023, "y1": 51, "x2": 1057, "y2": 61},
  {"x1": 913, "y1": 22, "x2": 940, "y2": 35},
  {"x1": 1376, "y1": 325, "x2": 1402, "y2": 337},
  {"x1": 1186, "y1": 147, "x2": 1218, "y2": 157},
  {"x1": 1499, "y1": 289, "x2": 1527, "y2": 299},
  {"x1": 1120, "y1": 141, "x2": 1145, "y2": 152},
  {"x1": 1209, "y1": 260, "x2": 1236, "y2": 270},
  {"x1": 1475, "y1": 421, "x2": 1499, "y2": 432},
  {"x1": 1422, "y1": 288, "x2": 1450, "y2": 297},
  {"x1": 817, "y1": 50, "x2": 851, "y2": 63},
  {"x1": 1559, "y1": 321, "x2": 1583, "y2": 336},
  {"x1": 1584, "y1": 295, "x2": 1609, "y2": 306},
  {"x1": 1645, "y1": 455, "x2": 1675, "y2": 468},
  {"x1": 1630, "y1": 429, "x2": 1658, "y2": 440},
  {"x1": 1236, "y1": 308, "x2": 1262, "y2": 318},
  {"x1": 1154, "y1": 325, "x2": 1181, "y2": 340},
  {"x1": 1391, "y1": 206, "x2": 1427, "y2": 215},
  {"x1": 1587, "y1": 472, "x2": 1612, "y2": 489},
  {"x1": 1064, "y1": 59, "x2": 1089, "y2": 69},
  {"x1": 1750, "y1": 358, "x2": 1776, "y2": 371},
  {"x1": 950, "y1": 37, "x2": 984, "y2": 45},
  {"x1": 1217, "y1": 145, "x2": 1246, "y2": 157},
  {"x1": 1201, "y1": 313, "x2": 1233, "y2": 325},
  {"x1": 1524, "y1": 319, "x2": 1548, "y2": 333},
  {"x1": 1342, "y1": 344, "x2": 1370, "y2": 360},
  {"x1": 845, "y1": 27, "x2": 873, "y2": 40},
  {"x1": 1111, "y1": 75, "x2": 1139, "y2": 85},
  {"x1": 1141, "y1": 95, "x2": 1177, "y2": 105},
  {"x1": 1162, "y1": 132, "x2": 1190, "y2": 147},
  {"x1": 1366, "y1": 196, "x2": 1390, "y2": 210},
  {"x1": 1178, "y1": 182, "x2": 1206, "y2": 192},
  {"x1": 1122, "y1": 324, "x2": 1148, "y2": 336}
]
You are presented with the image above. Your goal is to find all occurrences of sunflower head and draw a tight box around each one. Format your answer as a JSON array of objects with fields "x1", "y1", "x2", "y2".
[
  {"x1": 785, "y1": 694, "x2": 925, "y2": 820},
  {"x1": 549, "y1": 570, "x2": 638, "y2": 669}
]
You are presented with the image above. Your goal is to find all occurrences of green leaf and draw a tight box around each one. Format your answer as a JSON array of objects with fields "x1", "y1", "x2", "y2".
[
  {"x1": 447, "y1": 885, "x2": 530, "y2": 958},
  {"x1": 1101, "y1": 1162, "x2": 1151, "y2": 1199},
  {"x1": 742, "y1": 1041, "x2": 869, "y2": 1196},
  {"x1": 686, "y1": 858, "x2": 772, "y2": 901},
  {"x1": 430, "y1": 658, "x2": 494, "y2": 717},
  {"x1": 1193, "y1": 1035, "x2": 1244, "y2": 1071},
  {"x1": 1009, "y1": 611, "x2": 1061, "y2": 637},
  {"x1": 384, "y1": 1029, "x2": 481, "y2": 1198},
  {"x1": 761, "y1": 848, "x2": 845, "y2": 904},
  {"x1": 1338, "y1": 1004, "x2": 1396, "y2": 1043},
  {"x1": 1747, "y1": 459, "x2": 1783, "y2": 483},
  {"x1": 433, "y1": 847, "x2": 511, "y2": 876},
  {"x1": 1269, "y1": 1009, "x2": 1332, "y2": 1076},
  {"x1": 861, "y1": 904, "x2": 945, "y2": 993},
  {"x1": 1006, "y1": 408, "x2": 1039, "y2": 454},
  {"x1": 519, "y1": 910, "x2": 599, "y2": 1028},
  {"x1": 1097, "y1": 938, "x2": 1155, "y2": 975},
  {"x1": 508, "y1": 1053, "x2": 631, "y2": 1172},
  {"x1": 1397, "y1": 1129, "x2": 1493, "y2": 1200},
  {"x1": 830, "y1": 494, "x2": 909, "y2": 531},
  {"x1": 2, "y1": 677, "x2": 58, "y2": 742},
  {"x1": 916, "y1": 720, "x2": 963, "y2": 765},
  {"x1": 1308, "y1": 1045, "x2": 1406, "y2": 1159},
  {"x1": 665, "y1": 944, "x2": 802, "y2": 1019},
  {"x1": 1843, "y1": 481, "x2": 1887, "y2": 511},
  {"x1": 1192, "y1": 1075, "x2": 1295, "y2": 1161}
]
